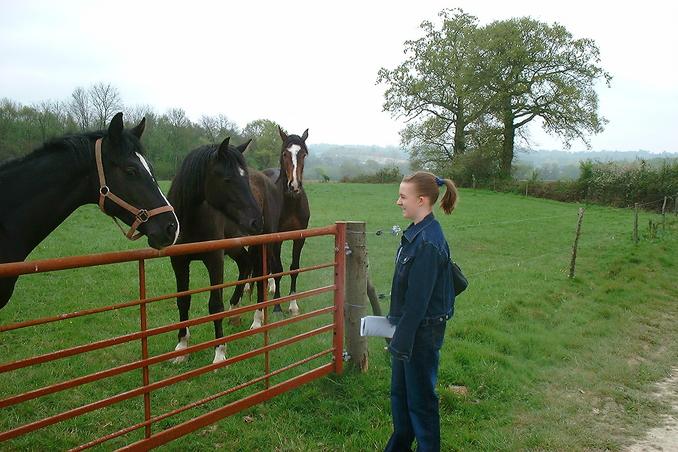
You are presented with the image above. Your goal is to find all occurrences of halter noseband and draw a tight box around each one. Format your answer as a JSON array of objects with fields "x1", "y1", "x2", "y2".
[{"x1": 95, "y1": 138, "x2": 174, "y2": 240}]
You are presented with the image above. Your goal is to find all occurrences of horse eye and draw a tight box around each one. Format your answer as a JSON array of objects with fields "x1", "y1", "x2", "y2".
[{"x1": 125, "y1": 167, "x2": 139, "y2": 177}]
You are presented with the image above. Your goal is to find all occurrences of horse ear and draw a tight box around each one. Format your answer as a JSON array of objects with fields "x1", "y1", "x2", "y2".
[
  {"x1": 131, "y1": 117, "x2": 146, "y2": 139},
  {"x1": 218, "y1": 137, "x2": 231, "y2": 159},
  {"x1": 301, "y1": 128, "x2": 309, "y2": 141},
  {"x1": 108, "y1": 112, "x2": 124, "y2": 141},
  {"x1": 278, "y1": 126, "x2": 288, "y2": 142},
  {"x1": 237, "y1": 139, "x2": 252, "y2": 154}
]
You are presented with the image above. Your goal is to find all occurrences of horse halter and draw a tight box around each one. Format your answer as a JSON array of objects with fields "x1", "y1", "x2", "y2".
[{"x1": 95, "y1": 138, "x2": 174, "y2": 240}]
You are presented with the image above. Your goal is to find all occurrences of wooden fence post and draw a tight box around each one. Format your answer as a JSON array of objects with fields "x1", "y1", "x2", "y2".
[
  {"x1": 569, "y1": 208, "x2": 585, "y2": 278},
  {"x1": 675, "y1": 193, "x2": 678, "y2": 216},
  {"x1": 525, "y1": 181, "x2": 529, "y2": 197},
  {"x1": 662, "y1": 196, "x2": 667, "y2": 232},
  {"x1": 633, "y1": 203, "x2": 639, "y2": 243},
  {"x1": 344, "y1": 222, "x2": 369, "y2": 372}
]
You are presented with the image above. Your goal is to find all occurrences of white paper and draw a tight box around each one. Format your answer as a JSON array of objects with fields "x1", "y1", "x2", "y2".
[{"x1": 360, "y1": 316, "x2": 396, "y2": 338}]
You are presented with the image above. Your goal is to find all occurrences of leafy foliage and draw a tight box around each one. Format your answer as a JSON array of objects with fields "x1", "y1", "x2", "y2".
[{"x1": 378, "y1": 8, "x2": 611, "y2": 179}]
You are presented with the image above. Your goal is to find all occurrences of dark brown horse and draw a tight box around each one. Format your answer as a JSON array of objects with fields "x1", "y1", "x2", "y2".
[
  {"x1": 261, "y1": 127, "x2": 311, "y2": 317},
  {"x1": 167, "y1": 138, "x2": 263, "y2": 364},
  {"x1": 225, "y1": 127, "x2": 310, "y2": 328},
  {"x1": 0, "y1": 113, "x2": 178, "y2": 309}
]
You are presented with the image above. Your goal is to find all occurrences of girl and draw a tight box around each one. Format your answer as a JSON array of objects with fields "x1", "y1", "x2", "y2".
[{"x1": 385, "y1": 171, "x2": 458, "y2": 452}]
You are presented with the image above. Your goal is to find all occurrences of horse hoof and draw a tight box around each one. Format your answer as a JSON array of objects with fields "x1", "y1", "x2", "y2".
[
  {"x1": 289, "y1": 307, "x2": 300, "y2": 317},
  {"x1": 171, "y1": 355, "x2": 189, "y2": 364},
  {"x1": 212, "y1": 345, "x2": 227, "y2": 365},
  {"x1": 250, "y1": 310, "x2": 264, "y2": 329}
]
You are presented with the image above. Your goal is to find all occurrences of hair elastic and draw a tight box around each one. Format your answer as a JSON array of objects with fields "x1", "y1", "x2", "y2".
[{"x1": 434, "y1": 176, "x2": 445, "y2": 187}]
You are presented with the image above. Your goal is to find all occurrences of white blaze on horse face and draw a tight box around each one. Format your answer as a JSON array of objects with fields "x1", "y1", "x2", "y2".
[
  {"x1": 136, "y1": 152, "x2": 180, "y2": 244},
  {"x1": 238, "y1": 166, "x2": 246, "y2": 177},
  {"x1": 287, "y1": 144, "x2": 301, "y2": 191}
]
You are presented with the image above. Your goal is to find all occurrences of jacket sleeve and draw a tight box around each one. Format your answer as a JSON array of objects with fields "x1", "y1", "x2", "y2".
[{"x1": 388, "y1": 242, "x2": 440, "y2": 361}]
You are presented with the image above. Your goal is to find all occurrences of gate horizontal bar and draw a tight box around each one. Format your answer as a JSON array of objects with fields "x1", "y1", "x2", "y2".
[
  {"x1": 119, "y1": 363, "x2": 335, "y2": 451},
  {"x1": 71, "y1": 348, "x2": 334, "y2": 452},
  {"x1": 0, "y1": 285, "x2": 334, "y2": 374},
  {"x1": 0, "y1": 324, "x2": 334, "y2": 442},
  {"x1": 1, "y1": 306, "x2": 334, "y2": 408},
  {"x1": 0, "y1": 226, "x2": 337, "y2": 277},
  {"x1": 0, "y1": 261, "x2": 334, "y2": 333}
]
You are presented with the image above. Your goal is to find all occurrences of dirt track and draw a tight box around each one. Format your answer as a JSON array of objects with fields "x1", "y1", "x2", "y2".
[{"x1": 625, "y1": 368, "x2": 678, "y2": 452}]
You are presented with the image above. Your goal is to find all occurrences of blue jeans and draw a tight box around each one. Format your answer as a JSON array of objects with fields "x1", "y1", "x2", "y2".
[{"x1": 385, "y1": 322, "x2": 446, "y2": 452}]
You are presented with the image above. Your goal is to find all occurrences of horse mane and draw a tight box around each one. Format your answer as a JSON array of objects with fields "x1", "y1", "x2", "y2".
[
  {"x1": 0, "y1": 129, "x2": 146, "y2": 176},
  {"x1": 168, "y1": 144, "x2": 248, "y2": 220}
]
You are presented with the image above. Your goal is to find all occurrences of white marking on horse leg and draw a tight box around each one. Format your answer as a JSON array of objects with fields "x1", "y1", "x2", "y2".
[
  {"x1": 289, "y1": 298, "x2": 300, "y2": 316},
  {"x1": 250, "y1": 309, "x2": 264, "y2": 329},
  {"x1": 212, "y1": 344, "x2": 227, "y2": 364},
  {"x1": 171, "y1": 328, "x2": 190, "y2": 364},
  {"x1": 136, "y1": 152, "x2": 180, "y2": 244},
  {"x1": 268, "y1": 278, "x2": 276, "y2": 293},
  {"x1": 244, "y1": 282, "x2": 251, "y2": 293}
]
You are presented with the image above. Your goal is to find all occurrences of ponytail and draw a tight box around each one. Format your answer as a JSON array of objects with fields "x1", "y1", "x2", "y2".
[{"x1": 439, "y1": 179, "x2": 458, "y2": 214}]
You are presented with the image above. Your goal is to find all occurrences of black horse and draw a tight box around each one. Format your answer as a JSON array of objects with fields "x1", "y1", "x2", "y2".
[
  {"x1": 0, "y1": 113, "x2": 178, "y2": 309},
  {"x1": 262, "y1": 127, "x2": 311, "y2": 316},
  {"x1": 167, "y1": 137, "x2": 263, "y2": 364}
]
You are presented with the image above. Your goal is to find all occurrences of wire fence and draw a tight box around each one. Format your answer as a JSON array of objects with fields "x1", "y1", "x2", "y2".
[{"x1": 355, "y1": 199, "x2": 675, "y2": 303}]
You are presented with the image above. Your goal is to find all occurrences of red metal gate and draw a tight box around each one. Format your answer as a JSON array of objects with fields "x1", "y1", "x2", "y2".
[{"x1": 0, "y1": 223, "x2": 347, "y2": 450}]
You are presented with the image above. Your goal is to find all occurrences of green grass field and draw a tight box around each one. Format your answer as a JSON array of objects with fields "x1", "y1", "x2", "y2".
[{"x1": 1, "y1": 183, "x2": 677, "y2": 451}]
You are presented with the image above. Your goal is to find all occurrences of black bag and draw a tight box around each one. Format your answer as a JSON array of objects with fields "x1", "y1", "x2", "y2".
[{"x1": 451, "y1": 261, "x2": 468, "y2": 296}]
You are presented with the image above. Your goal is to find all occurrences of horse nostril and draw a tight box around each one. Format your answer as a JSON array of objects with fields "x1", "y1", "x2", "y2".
[
  {"x1": 166, "y1": 221, "x2": 177, "y2": 237},
  {"x1": 250, "y1": 218, "x2": 262, "y2": 233}
]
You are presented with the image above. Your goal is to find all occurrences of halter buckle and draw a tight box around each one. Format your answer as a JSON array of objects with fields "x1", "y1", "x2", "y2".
[
  {"x1": 100, "y1": 185, "x2": 110, "y2": 196},
  {"x1": 136, "y1": 209, "x2": 149, "y2": 223}
]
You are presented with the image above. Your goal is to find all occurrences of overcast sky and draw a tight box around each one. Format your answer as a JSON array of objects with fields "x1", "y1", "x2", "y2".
[{"x1": 1, "y1": 0, "x2": 677, "y2": 152}]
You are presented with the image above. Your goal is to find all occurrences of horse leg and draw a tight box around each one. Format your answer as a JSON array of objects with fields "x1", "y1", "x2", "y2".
[
  {"x1": 204, "y1": 251, "x2": 227, "y2": 364},
  {"x1": 0, "y1": 276, "x2": 19, "y2": 310},
  {"x1": 270, "y1": 242, "x2": 284, "y2": 315},
  {"x1": 249, "y1": 245, "x2": 265, "y2": 329},
  {"x1": 170, "y1": 256, "x2": 191, "y2": 364},
  {"x1": 226, "y1": 247, "x2": 251, "y2": 326},
  {"x1": 288, "y1": 238, "x2": 306, "y2": 316}
]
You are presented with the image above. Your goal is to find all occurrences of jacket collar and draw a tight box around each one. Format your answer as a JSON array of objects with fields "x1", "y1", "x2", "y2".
[{"x1": 403, "y1": 212, "x2": 435, "y2": 243}]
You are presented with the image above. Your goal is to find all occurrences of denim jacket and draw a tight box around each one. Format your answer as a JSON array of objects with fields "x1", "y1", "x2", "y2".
[{"x1": 387, "y1": 213, "x2": 455, "y2": 361}]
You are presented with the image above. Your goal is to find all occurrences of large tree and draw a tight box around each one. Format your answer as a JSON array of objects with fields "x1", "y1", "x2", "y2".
[
  {"x1": 479, "y1": 18, "x2": 611, "y2": 177},
  {"x1": 378, "y1": 9, "x2": 611, "y2": 178},
  {"x1": 378, "y1": 9, "x2": 492, "y2": 165}
]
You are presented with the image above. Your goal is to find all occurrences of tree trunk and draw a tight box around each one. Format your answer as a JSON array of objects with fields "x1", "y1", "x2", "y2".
[
  {"x1": 453, "y1": 118, "x2": 466, "y2": 157},
  {"x1": 499, "y1": 103, "x2": 515, "y2": 178},
  {"x1": 453, "y1": 97, "x2": 466, "y2": 158}
]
